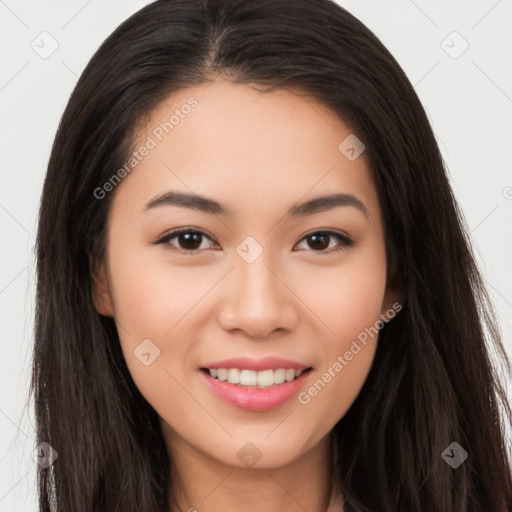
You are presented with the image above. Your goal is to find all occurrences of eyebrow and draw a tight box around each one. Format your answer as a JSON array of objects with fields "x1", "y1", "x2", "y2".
[{"x1": 144, "y1": 190, "x2": 369, "y2": 219}]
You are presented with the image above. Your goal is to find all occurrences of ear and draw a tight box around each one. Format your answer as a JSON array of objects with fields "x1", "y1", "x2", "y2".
[
  {"x1": 380, "y1": 250, "x2": 403, "y2": 318},
  {"x1": 380, "y1": 281, "x2": 403, "y2": 319},
  {"x1": 91, "y1": 258, "x2": 114, "y2": 317}
]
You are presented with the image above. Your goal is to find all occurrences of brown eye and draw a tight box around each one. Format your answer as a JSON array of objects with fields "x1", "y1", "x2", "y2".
[
  {"x1": 174, "y1": 231, "x2": 204, "y2": 250},
  {"x1": 154, "y1": 228, "x2": 354, "y2": 255},
  {"x1": 295, "y1": 230, "x2": 354, "y2": 254},
  {"x1": 306, "y1": 233, "x2": 330, "y2": 250},
  {"x1": 156, "y1": 229, "x2": 217, "y2": 253}
]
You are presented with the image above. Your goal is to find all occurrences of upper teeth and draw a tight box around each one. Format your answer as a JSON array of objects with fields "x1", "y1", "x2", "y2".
[{"x1": 209, "y1": 368, "x2": 304, "y2": 388}]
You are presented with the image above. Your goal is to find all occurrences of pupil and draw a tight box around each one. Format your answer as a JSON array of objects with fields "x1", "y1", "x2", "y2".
[
  {"x1": 180, "y1": 232, "x2": 201, "y2": 250},
  {"x1": 309, "y1": 234, "x2": 328, "y2": 250}
]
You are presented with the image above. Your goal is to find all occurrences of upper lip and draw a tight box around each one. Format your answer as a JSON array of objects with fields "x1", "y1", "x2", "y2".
[{"x1": 201, "y1": 356, "x2": 312, "y2": 372}]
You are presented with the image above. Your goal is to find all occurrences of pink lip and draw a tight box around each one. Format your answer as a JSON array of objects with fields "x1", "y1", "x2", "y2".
[
  {"x1": 200, "y1": 368, "x2": 312, "y2": 412},
  {"x1": 201, "y1": 356, "x2": 311, "y2": 372}
]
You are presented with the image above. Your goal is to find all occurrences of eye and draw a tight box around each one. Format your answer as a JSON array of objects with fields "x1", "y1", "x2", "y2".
[
  {"x1": 154, "y1": 228, "x2": 218, "y2": 253},
  {"x1": 294, "y1": 230, "x2": 354, "y2": 254},
  {"x1": 153, "y1": 228, "x2": 354, "y2": 254}
]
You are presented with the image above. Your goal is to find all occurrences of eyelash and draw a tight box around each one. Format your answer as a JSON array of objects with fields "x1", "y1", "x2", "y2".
[{"x1": 153, "y1": 228, "x2": 355, "y2": 255}]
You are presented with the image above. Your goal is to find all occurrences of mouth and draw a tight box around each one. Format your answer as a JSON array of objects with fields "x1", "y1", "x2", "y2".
[
  {"x1": 199, "y1": 366, "x2": 313, "y2": 411},
  {"x1": 200, "y1": 367, "x2": 313, "y2": 389}
]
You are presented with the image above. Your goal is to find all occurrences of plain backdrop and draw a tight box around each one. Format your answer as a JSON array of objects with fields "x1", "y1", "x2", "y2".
[{"x1": 1, "y1": 1, "x2": 511, "y2": 510}]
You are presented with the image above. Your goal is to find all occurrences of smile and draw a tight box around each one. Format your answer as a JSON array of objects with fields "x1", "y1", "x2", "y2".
[
  {"x1": 200, "y1": 367, "x2": 313, "y2": 411},
  {"x1": 205, "y1": 368, "x2": 307, "y2": 388}
]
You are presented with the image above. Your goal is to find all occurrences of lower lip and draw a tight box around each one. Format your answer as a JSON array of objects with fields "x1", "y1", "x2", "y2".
[{"x1": 200, "y1": 369, "x2": 312, "y2": 412}]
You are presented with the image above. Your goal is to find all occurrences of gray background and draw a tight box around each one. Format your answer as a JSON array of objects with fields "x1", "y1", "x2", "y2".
[{"x1": 1, "y1": 0, "x2": 511, "y2": 509}]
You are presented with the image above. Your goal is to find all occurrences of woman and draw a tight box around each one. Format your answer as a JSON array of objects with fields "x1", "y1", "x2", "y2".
[{"x1": 31, "y1": 0, "x2": 512, "y2": 510}]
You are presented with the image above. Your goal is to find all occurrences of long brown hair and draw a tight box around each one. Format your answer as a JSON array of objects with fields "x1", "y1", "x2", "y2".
[{"x1": 32, "y1": 0, "x2": 512, "y2": 510}]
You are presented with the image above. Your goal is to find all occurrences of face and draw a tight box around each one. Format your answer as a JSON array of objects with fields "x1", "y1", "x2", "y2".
[{"x1": 93, "y1": 78, "x2": 398, "y2": 469}]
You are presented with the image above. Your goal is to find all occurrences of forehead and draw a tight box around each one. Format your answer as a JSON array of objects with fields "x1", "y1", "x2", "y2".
[{"x1": 112, "y1": 78, "x2": 380, "y2": 226}]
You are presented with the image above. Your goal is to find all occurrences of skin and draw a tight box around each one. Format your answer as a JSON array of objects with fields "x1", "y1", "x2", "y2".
[{"x1": 92, "y1": 78, "x2": 400, "y2": 512}]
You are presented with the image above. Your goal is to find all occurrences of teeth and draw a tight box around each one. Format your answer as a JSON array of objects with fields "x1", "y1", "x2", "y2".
[
  {"x1": 207, "y1": 367, "x2": 307, "y2": 388},
  {"x1": 227, "y1": 368, "x2": 240, "y2": 384},
  {"x1": 256, "y1": 369, "x2": 274, "y2": 387},
  {"x1": 285, "y1": 369, "x2": 295, "y2": 382},
  {"x1": 240, "y1": 369, "x2": 258, "y2": 386},
  {"x1": 274, "y1": 369, "x2": 286, "y2": 384}
]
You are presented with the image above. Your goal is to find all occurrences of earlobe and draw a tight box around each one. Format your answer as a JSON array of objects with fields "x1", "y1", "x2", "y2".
[{"x1": 91, "y1": 260, "x2": 114, "y2": 317}]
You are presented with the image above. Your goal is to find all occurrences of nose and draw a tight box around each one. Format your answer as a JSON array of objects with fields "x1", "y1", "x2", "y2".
[{"x1": 217, "y1": 254, "x2": 299, "y2": 338}]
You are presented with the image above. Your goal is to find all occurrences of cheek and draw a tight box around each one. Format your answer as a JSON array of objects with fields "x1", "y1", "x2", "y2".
[
  {"x1": 298, "y1": 247, "x2": 387, "y2": 349},
  {"x1": 295, "y1": 344, "x2": 376, "y2": 442},
  {"x1": 104, "y1": 243, "x2": 189, "y2": 393},
  {"x1": 107, "y1": 243, "x2": 214, "y2": 340},
  {"x1": 293, "y1": 248, "x2": 386, "y2": 422},
  {"x1": 296, "y1": 294, "x2": 382, "y2": 435},
  {"x1": 107, "y1": 259, "x2": 196, "y2": 419}
]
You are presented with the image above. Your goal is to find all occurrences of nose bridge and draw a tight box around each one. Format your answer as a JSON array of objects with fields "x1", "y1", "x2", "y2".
[
  {"x1": 218, "y1": 242, "x2": 297, "y2": 337},
  {"x1": 239, "y1": 251, "x2": 281, "y2": 305}
]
